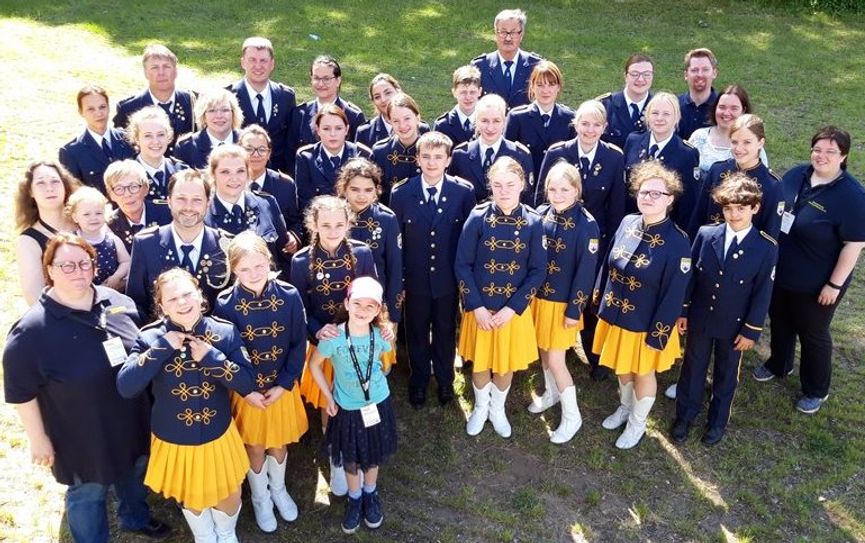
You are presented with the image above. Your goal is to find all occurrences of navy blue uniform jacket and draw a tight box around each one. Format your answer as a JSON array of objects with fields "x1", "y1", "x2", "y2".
[
  {"x1": 449, "y1": 139, "x2": 534, "y2": 204},
  {"x1": 433, "y1": 107, "x2": 475, "y2": 147},
  {"x1": 295, "y1": 141, "x2": 373, "y2": 211},
  {"x1": 109, "y1": 199, "x2": 172, "y2": 252},
  {"x1": 286, "y1": 97, "x2": 366, "y2": 173},
  {"x1": 472, "y1": 51, "x2": 543, "y2": 109},
  {"x1": 59, "y1": 128, "x2": 135, "y2": 193},
  {"x1": 505, "y1": 102, "x2": 576, "y2": 181},
  {"x1": 113, "y1": 89, "x2": 196, "y2": 151},
  {"x1": 228, "y1": 79, "x2": 297, "y2": 173},
  {"x1": 598, "y1": 91, "x2": 652, "y2": 150}
]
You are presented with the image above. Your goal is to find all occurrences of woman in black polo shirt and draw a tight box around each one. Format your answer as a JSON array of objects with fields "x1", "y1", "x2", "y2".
[
  {"x1": 753, "y1": 127, "x2": 865, "y2": 414},
  {"x1": 3, "y1": 234, "x2": 168, "y2": 542}
]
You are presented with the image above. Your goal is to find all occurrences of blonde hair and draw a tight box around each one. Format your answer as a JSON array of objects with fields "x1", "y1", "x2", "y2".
[
  {"x1": 66, "y1": 186, "x2": 110, "y2": 223},
  {"x1": 104, "y1": 160, "x2": 149, "y2": 193},
  {"x1": 153, "y1": 268, "x2": 205, "y2": 317},
  {"x1": 127, "y1": 106, "x2": 174, "y2": 148},
  {"x1": 646, "y1": 92, "x2": 681, "y2": 128},
  {"x1": 194, "y1": 88, "x2": 243, "y2": 130},
  {"x1": 302, "y1": 195, "x2": 357, "y2": 285},
  {"x1": 628, "y1": 161, "x2": 683, "y2": 201},
  {"x1": 487, "y1": 155, "x2": 525, "y2": 191},
  {"x1": 545, "y1": 161, "x2": 582, "y2": 201},
  {"x1": 208, "y1": 143, "x2": 250, "y2": 178},
  {"x1": 572, "y1": 99, "x2": 607, "y2": 129},
  {"x1": 227, "y1": 231, "x2": 273, "y2": 274}
]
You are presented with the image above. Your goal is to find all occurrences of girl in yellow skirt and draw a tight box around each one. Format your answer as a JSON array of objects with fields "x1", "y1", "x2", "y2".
[
  {"x1": 336, "y1": 157, "x2": 402, "y2": 374},
  {"x1": 455, "y1": 156, "x2": 547, "y2": 438},
  {"x1": 289, "y1": 195, "x2": 381, "y2": 496},
  {"x1": 529, "y1": 162, "x2": 600, "y2": 444},
  {"x1": 213, "y1": 231, "x2": 309, "y2": 532},
  {"x1": 118, "y1": 269, "x2": 257, "y2": 542},
  {"x1": 592, "y1": 161, "x2": 692, "y2": 449}
]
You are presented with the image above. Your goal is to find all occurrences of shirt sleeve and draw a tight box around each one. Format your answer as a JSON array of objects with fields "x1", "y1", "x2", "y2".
[{"x1": 2, "y1": 325, "x2": 45, "y2": 404}]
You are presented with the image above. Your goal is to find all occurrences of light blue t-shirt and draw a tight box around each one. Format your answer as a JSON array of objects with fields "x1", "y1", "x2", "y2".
[{"x1": 317, "y1": 324, "x2": 391, "y2": 410}]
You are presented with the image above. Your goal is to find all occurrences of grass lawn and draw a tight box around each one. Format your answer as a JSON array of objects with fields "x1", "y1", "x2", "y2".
[{"x1": 1, "y1": 1, "x2": 865, "y2": 541}]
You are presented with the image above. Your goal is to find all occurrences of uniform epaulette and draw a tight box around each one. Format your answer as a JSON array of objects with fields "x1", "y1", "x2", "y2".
[
  {"x1": 117, "y1": 94, "x2": 136, "y2": 107},
  {"x1": 595, "y1": 92, "x2": 613, "y2": 101},
  {"x1": 525, "y1": 51, "x2": 543, "y2": 60},
  {"x1": 602, "y1": 140, "x2": 624, "y2": 154},
  {"x1": 452, "y1": 175, "x2": 475, "y2": 190},
  {"x1": 391, "y1": 177, "x2": 410, "y2": 190},
  {"x1": 509, "y1": 104, "x2": 531, "y2": 114},
  {"x1": 760, "y1": 230, "x2": 778, "y2": 245},
  {"x1": 682, "y1": 139, "x2": 696, "y2": 149},
  {"x1": 209, "y1": 314, "x2": 234, "y2": 326},
  {"x1": 176, "y1": 131, "x2": 195, "y2": 144},
  {"x1": 471, "y1": 53, "x2": 486, "y2": 62},
  {"x1": 581, "y1": 206, "x2": 596, "y2": 222},
  {"x1": 473, "y1": 201, "x2": 493, "y2": 210},
  {"x1": 343, "y1": 100, "x2": 364, "y2": 113},
  {"x1": 138, "y1": 224, "x2": 160, "y2": 236},
  {"x1": 348, "y1": 238, "x2": 369, "y2": 250},
  {"x1": 672, "y1": 223, "x2": 689, "y2": 239},
  {"x1": 355, "y1": 142, "x2": 373, "y2": 155},
  {"x1": 547, "y1": 140, "x2": 567, "y2": 151},
  {"x1": 769, "y1": 169, "x2": 782, "y2": 181},
  {"x1": 525, "y1": 205, "x2": 542, "y2": 217},
  {"x1": 513, "y1": 141, "x2": 531, "y2": 154},
  {"x1": 434, "y1": 112, "x2": 449, "y2": 122},
  {"x1": 372, "y1": 138, "x2": 391, "y2": 151},
  {"x1": 297, "y1": 142, "x2": 316, "y2": 154},
  {"x1": 453, "y1": 141, "x2": 470, "y2": 152},
  {"x1": 275, "y1": 82, "x2": 296, "y2": 93},
  {"x1": 140, "y1": 319, "x2": 164, "y2": 332}
]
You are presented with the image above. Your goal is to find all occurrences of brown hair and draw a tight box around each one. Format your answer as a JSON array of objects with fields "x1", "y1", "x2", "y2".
[
  {"x1": 152, "y1": 268, "x2": 205, "y2": 317},
  {"x1": 42, "y1": 233, "x2": 97, "y2": 286},
  {"x1": 712, "y1": 172, "x2": 763, "y2": 207},
  {"x1": 335, "y1": 157, "x2": 383, "y2": 197},
  {"x1": 452, "y1": 65, "x2": 482, "y2": 89},
  {"x1": 76, "y1": 84, "x2": 109, "y2": 113},
  {"x1": 142, "y1": 44, "x2": 177, "y2": 67},
  {"x1": 624, "y1": 53, "x2": 654, "y2": 72},
  {"x1": 683, "y1": 48, "x2": 718, "y2": 70},
  {"x1": 385, "y1": 92, "x2": 421, "y2": 121},
  {"x1": 314, "y1": 103, "x2": 349, "y2": 127},
  {"x1": 302, "y1": 195, "x2": 357, "y2": 290},
  {"x1": 239, "y1": 124, "x2": 272, "y2": 147},
  {"x1": 15, "y1": 160, "x2": 81, "y2": 233},
  {"x1": 628, "y1": 161, "x2": 683, "y2": 201},
  {"x1": 416, "y1": 131, "x2": 454, "y2": 156},
  {"x1": 168, "y1": 168, "x2": 212, "y2": 200},
  {"x1": 811, "y1": 126, "x2": 851, "y2": 169},
  {"x1": 709, "y1": 85, "x2": 753, "y2": 126},
  {"x1": 367, "y1": 73, "x2": 401, "y2": 100},
  {"x1": 730, "y1": 114, "x2": 765, "y2": 141},
  {"x1": 528, "y1": 60, "x2": 563, "y2": 101},
  {"x1": 241, "y1": 36, "x2": 274, "y2": 57}
]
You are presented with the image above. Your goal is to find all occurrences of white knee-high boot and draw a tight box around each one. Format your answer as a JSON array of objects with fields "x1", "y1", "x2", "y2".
[
  {"x1": 527, "y1": 367, "x2": 560, "y2": 414},
  {"x1": 266, "y1": 455, "x2": 298, "y2": 522},
  {"x1": 182, "y1": 508, "x2": 217, "y2": 543},
  {"x1": 550, "y1": 385, "x2": 582, "y2": 444},
  {"x1": 246, "y1": 466, "x2": 277, "y2": 532},
  {"x1": 616, "y1": 392, "x2": 655, "y2": 449},
  {"x1": 488, "y1": 384, "x2": 512, "y2": 438},
  {"x1": 602, "y1": 381, "x2": 634, "y2": 430},
  {"x1": 212, "y1": 505, "x2": 241, "y2": 543},
  {"x1": 466, "y1": 382, "x2": 493, "y2": 436}
]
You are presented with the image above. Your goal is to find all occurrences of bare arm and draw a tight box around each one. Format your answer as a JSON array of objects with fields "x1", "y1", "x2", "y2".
[
  {"x1": 16, "y1": 236, "x2": 44, "y2": 306},
  {"x1": 819, "y1": 241, "x2": 865, "y2": 305},
  {"x1": 15, "y1": 400, "x2": 54, "y2": 467},
  {"x1": 104, "y1": 233, "x2": 131, "y2": 291}
]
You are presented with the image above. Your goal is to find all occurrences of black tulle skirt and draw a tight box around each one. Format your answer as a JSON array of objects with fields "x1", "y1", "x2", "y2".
[{"x1": 324, "y1": 396, "x2": 398, "y2": 474}]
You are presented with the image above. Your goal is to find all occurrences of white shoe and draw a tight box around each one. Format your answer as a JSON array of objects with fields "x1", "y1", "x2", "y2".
[
  {"x1": 246, "y1": 466, "x2": 277, "y2": 532},
  {"x1": 266, "y1": 455, "x2": 298, "y2": 522},
  {"x1": 488, "y1": 385, "x2": 512, "y2": 438},
  {"x1": 466, "y1": 382, "x2": 493, "y2": 436},
  {"x1": 329, "y1": 459, "x2": 348, "y2": 497},
  {"x1": 211, "y1": 506, "x2": 241, "y2": 543},
  {"x1": 615, "y1": 393, "x2": 655, "y2": 450},
  {"x1": 527, "y1": 367, "x2": 560, "y2": 414},
  {"x1": 602, "y1": 381, "x2": 634, "y2": 430},
  {"x1": 550, "y1": 386, "x2": 582, "y2": 444},
  {"x1": 664, "y1": 383, "x2": 677, "y2": 400},
  {"x1": 181, "y1": 508, "x2": 217, "y2": 543}
]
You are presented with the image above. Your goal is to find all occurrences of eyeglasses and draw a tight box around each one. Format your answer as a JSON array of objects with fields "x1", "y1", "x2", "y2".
[
  {"x1": 243, "y1": 145, "x2": 270, "y2": 156},
  {"x1": 312, "y1": 76, "x2": 336, "y2": 84},
  {"x1": 51, "y1": 260, "x2": 94, "y2": 274},
  {"x1": 637, "y1": 189, "x2": 670, "y2": 200},
  {"x1": 811, "y1": 147, "x2": 841, "y2": 157},
  {"x1": 205, "y1": 107, "x2": 232, "y2": 115},
  {"x1": 496, "y1": 29, "x2": 523, "y2": 38},
  {"x1": 627, "y1": 71, "x2": 654, "y2": 80},
  {"x1": 112, "y1": 184, "x2": 144, "y2": 196}
]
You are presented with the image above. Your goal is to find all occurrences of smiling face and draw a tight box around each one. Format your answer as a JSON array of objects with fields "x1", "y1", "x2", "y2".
[
  {"x1": 624, "y1": 61, "x2": 653, "y2": 100},
  {"x1": 576, "y1": 113, "x2": 605, "y2": 150},
  {"x1": 212, "y1": 156, "x2": 249, "y2": 203},
  {"x1": 345, "y1": 296, "x2": 381, "y2": 326},
  {"x1": 109, "y1": 174, "x2": 148, "y2": 216},
  {"x1": 143, "y1": 57, "x2": 177, "y2": 95},
  {"x1": 684, "y1": 56, "x2": 717, "y2": 95},
  {"x1": 47, "y1": 243, "x2": 94, "y2": 295},
  {"x1": 546, "y1": 175, "x2": 579, "y2": 211},
  {"x1": 494, "y1": 18, "x2": 523, "y2": 60},
  {"x1": 810, "y1": 138, "x2": 847, "y2": 179},
  {"x1": 168, "y1": 178, "x2": 208, "y2": 230},
  {"x1": 714, "y1": 93, "x2": 744, "y2": 130},
  {"x1": 71, "y1": 200, "x2": 106, "y2": 236},
  {"x1": 316, "y1": 113, "x2": 349, "y2": 154},
  {"x1": 233, "y1": 250, "x2": 270, "y2": 293},
  {"x1": 79, "y1": 93, "x2": 109, "y2": 134},
  {"x1": 648, "y1": 99, "x2": 677, "y2": 141},
  {"x1": 730, "y1": 127, "x2": 764, "y2": 168},
  {"x1": 418, "y1": 145, "x2": 451, "y2": 182},
  {"x1": 370, "y1": 80, "x2": 398, "y2": 116},
  {"x1": 314, "y1": 208, "x2": 350, "y2": 251},
  {"x1": 635, "y1": 177, "x2": 673, "y2": 220},
  {"x1": 135, "y1": 119, "x2": 170, "y2": 163},
  {"x1": 240, "y1": 133, "x2": 272, "y2": 177},
  {"x1": 476, "y1": 105, "x2": 505, "y2": 145},
  {"x1": 241, "y1": 47, "x2": 274, "y2": 88},
  {"x1": 722, "y1": 202, "x2": 759, "y2": 232},
  {"x1": 389, "y1": 105, "x2": 420, "y2": 145},
  {"x1": 343, "y1": 176, "x2": 378, "y2": 212},
  {"x1": 30, "y1": 165, "x2": 66, "y2": 212},
  {"x1": 311, "y1": 64, "x2": 340, "y2": 103},
  {"x1": 452, "y1": 83, "x2": 481, "y2": 115},
  {"x1": 159, "y1": 275, "x2": 203, "y2": 329},
  {"x1": 203, "y1": 100, "x2": 234, "y2": 140}
]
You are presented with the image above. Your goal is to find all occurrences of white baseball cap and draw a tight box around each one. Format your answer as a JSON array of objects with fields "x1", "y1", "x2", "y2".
[{"x1": 348, "y1": 276, "x2": 383, "y2": 304}]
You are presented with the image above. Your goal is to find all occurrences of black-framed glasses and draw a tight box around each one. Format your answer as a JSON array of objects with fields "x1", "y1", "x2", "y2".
[
  {"x1": 51, "y1": 260, "x2": 94, "y2": 274},
  {"x1": 112, "y1": 183, "x2": 144, "y2": 196},
  {"x1": 627, "y1": 70, "x2": 654, "y2": 80},
  {"x1": 496, "y1": 30, "x2": 523, "y2": 38},
  {"x1": 243, "y1": 145, "x2": 271, "y2": 156},
  {"x1": 312, "y1": 76, "x2": 336, "y2": 84},
  {"x1": 637, "y1": 190, "x2": 670, "y2": 200}
]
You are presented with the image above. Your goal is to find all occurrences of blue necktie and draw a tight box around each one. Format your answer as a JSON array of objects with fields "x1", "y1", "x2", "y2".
[
  {"x1": 649, "y1": 144, "x2": 659, "y2": 159},
  {"x1": 256, "y1": 94, "x2": 267, "y2": 126},
  {"x1": 541, "y1": 113, "x2": 550, "y2": 129},
  {"x1": 503, "y1": 61, "x2": 514, "y2": 93},
  {"x1": 330, "y1": 155, "x2": 341, "y2": 171},
  {"x1": 630, "y1": 103, "x2": 641, "y2": 123},
  {"x1": 101, "y1": 137, "x2": 113, "y2": 159},
  {"x1": 153, "y1": 170, "x2": 165, "y2": 191},
  {"x1": 579, "y1": 157, "x2": 591, "y2": 180},
  {"x1": 159, "y1": 102, "x2": 173, "y2": 118},
  {"x1": 180, "y1": 244, "x2": 195, "y2": 272},
  {"x1": 232, "y1": 204, "x2": 244, "y2": 227},
  {"x1": 725, "y1": 237, "x2": 739, "y2": 266},
  {"x1": 426, "y1": 186, "x2": 437, "y2": 207},
  {"x1": 483, "y1": 147, "x2": 495, "y2": 171},
  {"x1": 463, "y1": 118, "x2": 471, "y2": 133}
]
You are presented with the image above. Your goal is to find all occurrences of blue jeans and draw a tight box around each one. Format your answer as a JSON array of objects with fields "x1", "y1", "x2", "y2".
[{"x1": 65, "y1": 455, "x2": 151, "y2": 543}]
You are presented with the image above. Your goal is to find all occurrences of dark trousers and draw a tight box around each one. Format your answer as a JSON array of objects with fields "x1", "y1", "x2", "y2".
[
  {"x1": 676, "y1": 333, "x2": 743, "y2": 430},
  {"x1": 404, "y1": 291, "x2": 458, "y2": 393},
  {"x1": 580, "y1": 308, "x2": 601, "y2": 367},
  {"x1": 766, "y1": 286, "x2": 840, "y2": 398}
]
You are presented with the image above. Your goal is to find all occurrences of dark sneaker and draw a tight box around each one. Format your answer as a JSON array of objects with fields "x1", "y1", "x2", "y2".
[
  {"x1": 796, "y1": 395, "x2": 827, "y2": 414},
  {"x1": 122, "y1": 519, "x2": 172, "y2": 540},
  {"x1": 752, "y1": 364, "x2": 777, "y2": 382},
  {"x1": 341, "y1": 496, "x2": 362, "y2": 534},
  {"x1": 670, "y1": 418, "x2": 691, "y2": 444},
  {"x1": 362, "y1": 489, "x2": 383, "y2": 529},
  {"x1": 701, "y1": 426, "x2": 725, "y2": 446}
]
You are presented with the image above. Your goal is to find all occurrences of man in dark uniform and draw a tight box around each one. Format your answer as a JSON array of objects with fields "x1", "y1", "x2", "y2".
[
  {"x1": 126, "y1": 169, "x2": 230, "y2": 319},
  {"x1": 471, "y1": 9, "x2": 542, "y2": 109},
  {"x1": 433, "y1": 65, "x2": 482, "y2": 147},
  {"x1": 227, "y1": 37, "x2": 297, "y2": 174},
  {"x1": 113, "y1": 44, "x2": 196, "y2": 153},
  {"x1": 677, "y1": 48, "x2": 719, "y2": 140}
]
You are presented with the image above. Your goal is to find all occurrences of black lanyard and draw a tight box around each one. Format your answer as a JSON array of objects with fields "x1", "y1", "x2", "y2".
[
  {"x1": 345, "y1": 324, "x2": 375, "y2": 403},
  {"x1": 38, "y1": 219, "x2": 60, "y2": 234}
]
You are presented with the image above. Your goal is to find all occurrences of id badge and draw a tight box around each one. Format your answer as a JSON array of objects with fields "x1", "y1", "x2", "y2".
[
  {"x1": 103, "y1": 336, "x2": 127, "y2": 367},
  {"x1": 360, "y1": 403, "x2": 381, "y2": 428},
  {"x1": 780, "y1": 211, "x2": 795, "y2": 234}
]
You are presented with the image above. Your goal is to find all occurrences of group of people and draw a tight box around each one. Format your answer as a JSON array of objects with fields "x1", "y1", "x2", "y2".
[{"x1": 5, "y1": 8, "x2": 865, "y2": 543}]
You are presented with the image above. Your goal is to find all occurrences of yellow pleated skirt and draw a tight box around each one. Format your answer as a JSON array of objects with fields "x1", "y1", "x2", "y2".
[
  {"x1": 381, "y1": 342, "x2": 397, "y2": 374},
  {"x1": 592, "y1": 318, "x2": 681, "y2": 375},
  {"x1": 458, "y1": 308, "x2": 538, "y2": 374},
  {"x1": 531, "y1": 298, "x2": 584, "y2": 351},
  {"x1": 299, "y1": 345, "x2": 333, "y2": 409},
  {"x1": 145, "y1": 423, "x2": 249, "y2": 511},
  {"x1": 231, "y1": 385, "x2": 309, "y2": 448}
]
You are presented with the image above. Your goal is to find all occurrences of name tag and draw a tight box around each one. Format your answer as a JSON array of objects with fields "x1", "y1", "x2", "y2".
[
  {"x1": 780, "y1": 211, "x2": 795, "y2": 234},
  {"x1": 360, "y1": 403, "x2": 381, "y2": 428},
  {"x1": 103, "y1": 337, "x2": 127, "y2": 367}
]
